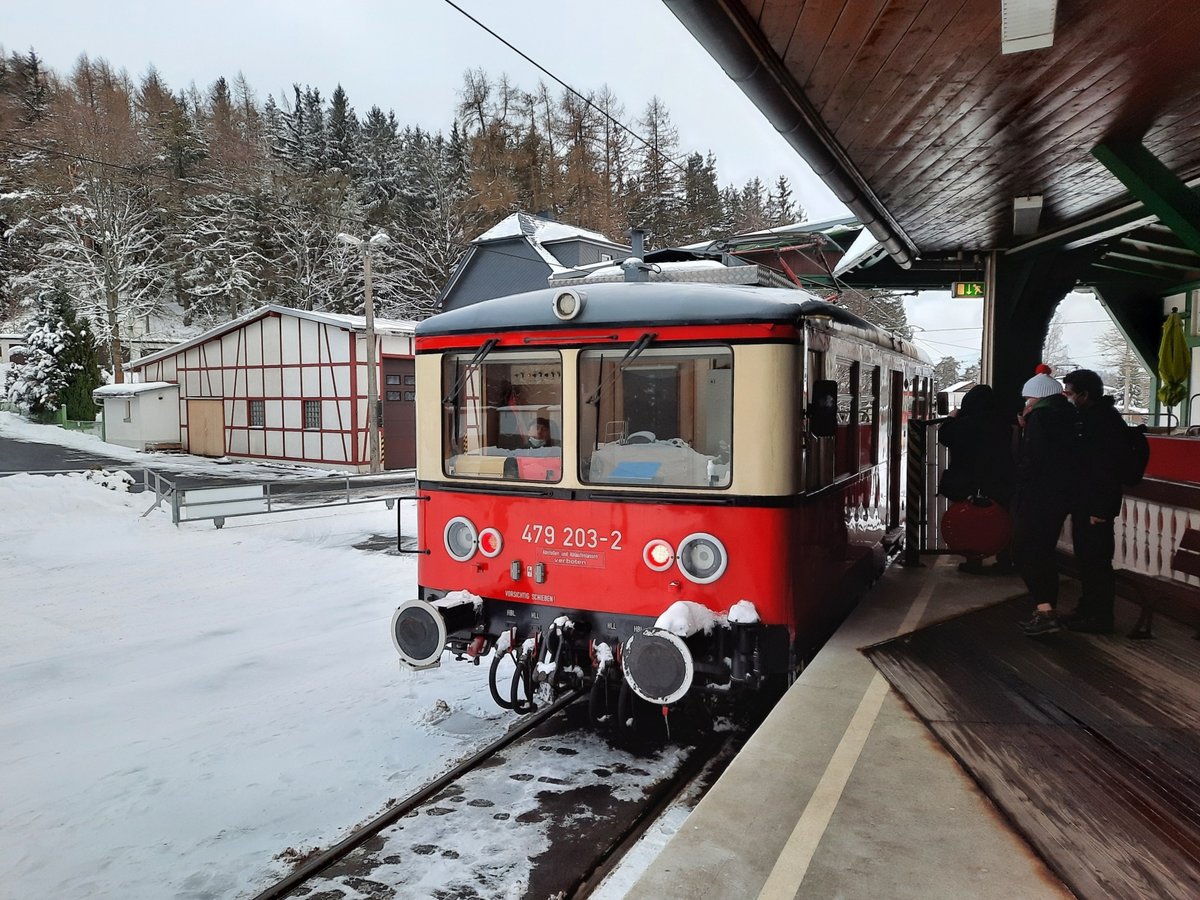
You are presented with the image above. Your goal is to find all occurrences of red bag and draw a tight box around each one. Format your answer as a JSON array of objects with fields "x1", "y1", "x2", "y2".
[{"x1": 940, "y1": 496, "x2": 1012, "y2": 557}]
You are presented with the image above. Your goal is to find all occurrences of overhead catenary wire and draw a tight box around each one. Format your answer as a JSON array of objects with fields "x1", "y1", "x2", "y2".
[{"x1": 439, "y1": 0, "x2": 693, "y2": 178}]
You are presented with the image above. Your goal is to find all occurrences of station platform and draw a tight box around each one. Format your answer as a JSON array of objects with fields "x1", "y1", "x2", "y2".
[{"x1": 629, "y1": 555, "x2": 1200, "y2": 899}]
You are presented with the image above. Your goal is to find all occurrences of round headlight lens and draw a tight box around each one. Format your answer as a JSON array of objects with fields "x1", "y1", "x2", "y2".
[
  {"x1": 444, "y1": 516, "x2": 478, "y2": 561},
  {"x1": 676, "y1": 532, "x2": 728, "y2": 584}
]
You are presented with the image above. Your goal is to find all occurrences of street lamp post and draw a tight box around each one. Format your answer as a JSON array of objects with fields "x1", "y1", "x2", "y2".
[{"x1": 337, "y1": 232, "x2": 389, "y2": 473}]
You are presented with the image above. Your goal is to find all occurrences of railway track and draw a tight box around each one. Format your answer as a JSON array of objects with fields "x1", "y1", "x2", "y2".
[
  {"x1": 250, "y1": 690, "x2": 583, "y2": 900},
  {"x1": 247, "y1": 693, "x2": 748, "y2": 899}
]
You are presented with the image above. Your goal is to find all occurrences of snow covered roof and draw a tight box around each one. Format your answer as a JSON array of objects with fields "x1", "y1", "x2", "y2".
[
  {"x1": 473, "y1": 212, "x2": 622, "y2": 248},
  {"x1": 832, "y1": 226, "x2": 889, "y2": 277},
  {"x1": 93, "y1": 381, "x2": 178, "y2": 399},
  {"x1": 126, "y1": 305, "x2": 417, "y2": 371},
  {"x1": 946, "y1": 380, "x2": 977, "y2": 393}
]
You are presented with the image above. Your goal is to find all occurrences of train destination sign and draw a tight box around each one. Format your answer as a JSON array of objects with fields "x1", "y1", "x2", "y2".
[{"x1": 951, "y1": 281, "x2": 986, "y2": 298}]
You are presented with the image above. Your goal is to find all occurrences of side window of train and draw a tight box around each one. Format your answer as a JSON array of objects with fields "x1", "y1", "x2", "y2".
[
  {"x1": 441, "y1": 351, "x2": 563, "y2": 483},
  {"x1": 863, "y1": 365, "x2": 880, "y2": 466},
  {"x1": 835, "y1": 359, "x2": 859, "y2": 477},
  {"x1": 578, "y1": 345, "x2": 732, "y2": 488}
]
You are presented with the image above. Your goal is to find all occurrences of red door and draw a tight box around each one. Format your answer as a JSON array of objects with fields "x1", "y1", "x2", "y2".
[{"x1": 381, "y1": 357, "x2": 416, "y2": 469}]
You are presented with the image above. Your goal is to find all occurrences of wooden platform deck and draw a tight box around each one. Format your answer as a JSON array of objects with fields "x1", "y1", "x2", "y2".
[{"x1": 866, "y1": 598, "x2": 1200, "y2": 900}]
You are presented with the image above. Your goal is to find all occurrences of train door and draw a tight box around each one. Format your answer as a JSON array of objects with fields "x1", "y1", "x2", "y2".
[{"x1": 382, "y1": 357, "x2": 416, "y2": 469}]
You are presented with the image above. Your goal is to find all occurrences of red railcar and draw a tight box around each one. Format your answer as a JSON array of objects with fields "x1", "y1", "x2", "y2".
[{"x1": 392, "y1": 280, "x2": 931, "y2": 725}]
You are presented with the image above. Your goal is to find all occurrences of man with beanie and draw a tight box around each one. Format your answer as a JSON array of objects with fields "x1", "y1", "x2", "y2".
[
  {"x1": 1014, "y1": 365, "x2": 1078, "y2": 636},
  {"x1": 1061, "y1": 369, "x2": 1126, "y2": 633}
]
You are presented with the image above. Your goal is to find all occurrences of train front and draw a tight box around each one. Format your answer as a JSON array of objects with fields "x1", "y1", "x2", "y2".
[{"x1": 393, "y1": 282, "x2": 802, "y2": 723}]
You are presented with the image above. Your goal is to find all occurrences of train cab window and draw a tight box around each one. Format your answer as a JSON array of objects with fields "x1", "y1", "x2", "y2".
[
  {"x1": 578, "y1": 346, "x2": 731, "y2": 488},
  {"x1": 441, "y1": 351, "x2": 563, "y2": 483}
]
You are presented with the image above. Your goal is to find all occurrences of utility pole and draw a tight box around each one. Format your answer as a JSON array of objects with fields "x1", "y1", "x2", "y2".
[
  {"x1": 338, "y1": 232, "x2": 389, "y2": 473},
  {"x1": 362, "y1": 245, "x2": 381, "y2": 473}
]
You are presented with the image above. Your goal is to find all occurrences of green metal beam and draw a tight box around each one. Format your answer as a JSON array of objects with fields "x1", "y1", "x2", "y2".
[
  {"x1": 1093, "y1": 141, "x2": 1200, "y2": 258},
  {"x1": 1105, "y1": 250, "x2": 1198, "y2": 272},
  {"x1": 1091, "y1": 261, "x2": 1175, "y2": 280}
]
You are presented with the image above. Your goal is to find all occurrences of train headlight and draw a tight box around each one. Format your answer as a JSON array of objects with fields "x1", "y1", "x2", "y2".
[
  {"x1": 642, "y1": 538, "x2": 675, "y2": 572},
  {"x1": 478, "y1": 527, "x2": 503, "y2": 558},
  {"x1": 552, "y1": 288, "x2": 586, "y2": 320},
  {"x1": 444, "y1": 516, "x2": 479, "y2": 561},
  {"x1": 676, "y1": 532, "x2": 728, "y2": 584}
]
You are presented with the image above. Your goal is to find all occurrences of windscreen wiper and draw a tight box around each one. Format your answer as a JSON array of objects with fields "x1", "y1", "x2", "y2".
[
  {"x1": 585, "y1": 332, "x2": 655, "y2": 406},
  {"x1": 442, "y1": 338, "x2": 498, "y2": 405}
]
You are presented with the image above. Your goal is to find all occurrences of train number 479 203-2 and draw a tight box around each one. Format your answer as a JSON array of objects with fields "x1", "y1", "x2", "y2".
[{"x1": 520, "y1": 523, "x2": 624, "y2": 551}]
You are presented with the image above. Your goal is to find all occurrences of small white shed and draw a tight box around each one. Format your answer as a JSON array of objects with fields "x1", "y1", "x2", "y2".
[{"x1": 93, "y1": 382, "x2": 182, "y2": 450}]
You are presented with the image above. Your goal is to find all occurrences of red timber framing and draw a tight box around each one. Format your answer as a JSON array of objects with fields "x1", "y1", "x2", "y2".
[{"x1": 127, "y1": 306, "x2": 415, "y2": 471}]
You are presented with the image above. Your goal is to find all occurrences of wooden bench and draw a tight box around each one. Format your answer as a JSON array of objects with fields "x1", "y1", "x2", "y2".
[{"x1": 1123, "y1": 528, "x2": 1200, "y2": 639}]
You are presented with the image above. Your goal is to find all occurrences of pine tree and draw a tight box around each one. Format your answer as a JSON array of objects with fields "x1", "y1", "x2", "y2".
[
  {"x1": 324, "y1": 84, "x2": 358, "y2": 176},
  {"x1": 933, "y1": 356, "x2": 961, "y2": 389},
  {"x1": 5, "y1": 287, "x2": 75, "y2": 416},
  {"x1": 57, "y1": 296, "x2": 103, "y2": 419},
  {"x1": 767, "y1": 175, "x2": 801, "y2": 226},
  {"x1": 679, "y1": 152, "x2": 723, "y2": 243},
  {"x1": 629, "y1": 97, "x2": 683, "y2": 247},
  {"x1": 355, "y1": 105, "x2": 402, "y2": 224}
]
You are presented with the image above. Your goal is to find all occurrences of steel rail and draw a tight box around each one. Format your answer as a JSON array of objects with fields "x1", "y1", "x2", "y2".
[
  {"x1": 565, "y1": 728, "x2": 736, "y2": 899},
  {"x1": 249, "y1": 688, "x2": 584, "y2": 900}
]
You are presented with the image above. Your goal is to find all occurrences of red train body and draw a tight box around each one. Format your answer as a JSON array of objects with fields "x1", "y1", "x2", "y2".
[{"x1": 393, "y1": 280, "x2": 931, "y2": 724}]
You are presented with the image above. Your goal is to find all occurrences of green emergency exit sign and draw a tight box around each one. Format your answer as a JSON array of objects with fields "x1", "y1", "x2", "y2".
[{"x1": 952, "y1": 281, "x2": 985, "y2": 298}]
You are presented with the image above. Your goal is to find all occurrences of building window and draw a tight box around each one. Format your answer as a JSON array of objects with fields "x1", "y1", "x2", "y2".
[
  {"x1": 386, "y1": 374, "x2": 401, "y2": 385},
  {"x1": 403, "y1": 390, "x2": 415, "y2": 401},
  {"x1": 404, "y1": 375, "x2": 416, "y2": 385},
  {"x1": 386, "y1": 391, "x2": 401, "y2": 401},
  {"x1": 303, "y1": 399, "x2": 321, "y2": 429},
  {"x1": 249, "y1": 399, "x2": 265, "y2": 427}
]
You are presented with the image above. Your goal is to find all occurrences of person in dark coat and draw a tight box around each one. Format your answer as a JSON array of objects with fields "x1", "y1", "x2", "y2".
[
  {"x1": 937, "y1": 384, "x2": 1016, "y2": 573},
  {"x1": 1061, "y1": 369, "x2": 1126, "y2": 633},
  {"x1": 1014, "y1": 366, "x2": 1079, "y2": 636}
]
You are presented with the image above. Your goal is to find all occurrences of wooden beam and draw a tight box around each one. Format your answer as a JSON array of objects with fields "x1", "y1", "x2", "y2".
[{"x1": 1093, "y1": 140, "x2": 1200, "y2": 257}]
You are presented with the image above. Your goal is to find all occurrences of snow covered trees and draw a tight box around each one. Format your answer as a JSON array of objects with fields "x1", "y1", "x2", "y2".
[
  {"x1": 5, "y1": 287, "x2": 101, "y2": 419},
  {"x1": 0, "y1": 49, "x2": 816, "y2": 340}
]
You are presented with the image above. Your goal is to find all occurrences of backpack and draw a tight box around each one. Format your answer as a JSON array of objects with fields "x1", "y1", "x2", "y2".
[{"x1": 1121, "y1": 423, "x2": 1150, "y2": 486}]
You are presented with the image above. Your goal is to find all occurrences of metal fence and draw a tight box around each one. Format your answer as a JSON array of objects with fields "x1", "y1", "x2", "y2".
[{"x1": 146, "y1": 471, "x2": 416, "y2": 528}]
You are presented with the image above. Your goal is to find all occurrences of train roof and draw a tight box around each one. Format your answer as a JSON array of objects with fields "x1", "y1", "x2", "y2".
[{"x1": 416, "y1": 282, "x2": 928, "y2": 361}]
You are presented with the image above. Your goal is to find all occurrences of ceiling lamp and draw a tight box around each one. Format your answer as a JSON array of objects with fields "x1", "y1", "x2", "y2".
[
  {"x1": 1013, "y1": 195, "x2": 1044, "y2": 235},
  {"x1": 1001, "y1": 0, "x2": 1057, "y2": 54}
]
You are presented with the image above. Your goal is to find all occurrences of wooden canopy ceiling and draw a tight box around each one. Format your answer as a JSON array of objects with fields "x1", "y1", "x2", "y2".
[{"x1": 665, "y1": 0, "x2": 1200, "y2": 278}]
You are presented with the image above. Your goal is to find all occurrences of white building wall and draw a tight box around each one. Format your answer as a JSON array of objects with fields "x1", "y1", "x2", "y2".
[
  {"x1": 100, "y1": 388, "x2": 181, "y2": 449},
  {"x1": 126, "y1": 309, "x2": 413, "y2": 471}
]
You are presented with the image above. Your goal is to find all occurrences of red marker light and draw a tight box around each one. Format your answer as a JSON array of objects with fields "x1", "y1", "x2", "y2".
[
  {"x1": 478, "y1": 527, "x2": 503, "y2": 558},
  {"x1": 642, "y1": 539, "x2": 675, "y2": 571}
]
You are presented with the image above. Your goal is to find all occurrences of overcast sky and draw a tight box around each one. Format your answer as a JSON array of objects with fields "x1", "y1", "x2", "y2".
[
  {"x1": 4, "y1": 0, "x2": 1118, "y2": 370},
  {"x1": 4, "y1": 0, "x2": 844, "y2": 214}
]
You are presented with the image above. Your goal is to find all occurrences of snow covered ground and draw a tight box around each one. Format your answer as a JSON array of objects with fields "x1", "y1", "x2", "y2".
[{"x1": 0, "y1": 418, "x2": 684, "y2": 899}]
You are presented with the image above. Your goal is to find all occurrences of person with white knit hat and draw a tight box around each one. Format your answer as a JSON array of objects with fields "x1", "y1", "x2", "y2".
[{"x1": 1011, "y1": 364, "x2": 1079, "y2": 636}]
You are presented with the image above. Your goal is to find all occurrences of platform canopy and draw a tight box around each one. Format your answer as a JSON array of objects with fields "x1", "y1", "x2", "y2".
[{"x1": 666, "y1": 0, "x2": 1200, "y2": 402}]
